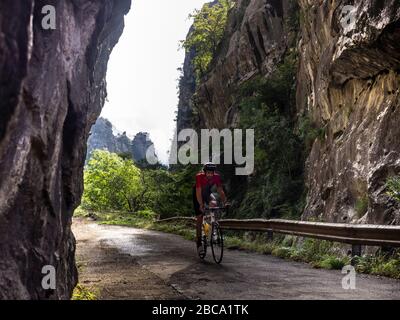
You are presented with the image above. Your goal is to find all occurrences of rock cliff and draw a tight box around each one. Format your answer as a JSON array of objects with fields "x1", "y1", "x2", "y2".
[
  {"x1": 298, "y1": 0, "x2": 400, "y2": 224},
  {"x1": 86, "y1": 117, "x2": 158, "y2": 165},
  {"x1": 131, "y1": 132, "x2": 158, "y2": 165},
  {"x1": 179, "y1": 0, "x2": 400, "y2": 224},
  {"x1": 86, "y1": 118, "x2": 130, "y2": 159},
  {"x1": 194, "y1": 0, "x2": 298, "y2": 129},
  {"x1": 0, "y1": 0, "x2": 130, "y2": 299},
  {"x1": 176, "y1": 0, "x2": 301, "y2": 213}
]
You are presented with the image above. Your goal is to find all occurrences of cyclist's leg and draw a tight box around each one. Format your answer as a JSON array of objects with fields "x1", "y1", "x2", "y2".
[
  {"x1": 192, "y1": 186, "x2": 203, "y2": 247},
  {"x1": 196, "y1": 214, "x2": 203, "y2": 245}
]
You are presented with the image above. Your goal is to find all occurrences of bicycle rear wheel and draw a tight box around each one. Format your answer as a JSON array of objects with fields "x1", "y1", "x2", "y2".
[{"x1": 211, "y1": 223, "x2": 223, "y2": 264}]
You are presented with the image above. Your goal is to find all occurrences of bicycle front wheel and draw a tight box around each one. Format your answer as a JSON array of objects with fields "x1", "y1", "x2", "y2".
[{"x1": 211, "y1": 223, "x2": 224, "y2": 264}]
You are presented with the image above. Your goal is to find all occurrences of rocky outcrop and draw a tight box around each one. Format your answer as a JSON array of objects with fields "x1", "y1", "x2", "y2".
[
  {"x1": 0, "y1": 0, "x2": 130, "y2": 299},
  {"x1": 298, "y1": 1, "x2": 400, "y2": 224},
  {"x1": 131, "y1": 132, "x2": 158, "y2": 165},
  {"x1": 176, "y1": 30, "x2": 197, "y2": 133},
  {"x1": 87, "y1": 118, "x2": 130, "y2": 160},
  {"x1": 87, "y1": 117, "x2": 158, "y2": 164},
  {"x1": 176, "y1": 0, "x2": 300, "y2": 207},
  {"x1": 169, "y1": 29, "x2": 197, "y2": 168},
  {"x1": 194, "y1": 0, "x2": 298, "y2": 129},
  {"x1": 181, "y1": 0, "x2": 400, "y2": 225}
]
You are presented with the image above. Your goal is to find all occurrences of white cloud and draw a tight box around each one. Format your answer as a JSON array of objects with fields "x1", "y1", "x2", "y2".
[{"x1": 101, "y1": 0, "x2": 209, "y2": 164}]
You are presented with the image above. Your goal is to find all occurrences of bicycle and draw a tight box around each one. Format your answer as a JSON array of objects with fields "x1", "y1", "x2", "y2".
[{"x1": 198, "y1": 206, "x2": 226, "y2": 264}]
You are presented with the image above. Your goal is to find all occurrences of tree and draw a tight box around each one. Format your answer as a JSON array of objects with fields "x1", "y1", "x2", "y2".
[
  {"x1": 140, "y1": 164, "x2": 201, "y2": 218},
  {"x1": 181, "y1": 0, "x2": 233, "y2": 81},
  {"x1": 82, "y1": 150, "x2": 144, "y2": 212}
]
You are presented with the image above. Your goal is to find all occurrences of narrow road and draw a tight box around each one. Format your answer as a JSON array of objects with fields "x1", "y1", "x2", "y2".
[{"x1": 72, "y1": 218, "x2": 400, "y2": 300}]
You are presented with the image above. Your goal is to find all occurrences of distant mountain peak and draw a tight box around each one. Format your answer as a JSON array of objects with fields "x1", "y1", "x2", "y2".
[{"x1": 86, "y1": 117, "x2": 158, "y2": 165}]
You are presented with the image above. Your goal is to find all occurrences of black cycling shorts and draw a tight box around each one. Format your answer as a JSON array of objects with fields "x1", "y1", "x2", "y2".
[{"x1": 192, "y1": 186, "x2": 212, "y2": 216}]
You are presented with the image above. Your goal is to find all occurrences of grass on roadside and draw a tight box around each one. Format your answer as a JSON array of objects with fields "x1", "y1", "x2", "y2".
[
  {"x1": 75, "y1": 208, "x2": 197, "y2": 241},
  {"x1": 72, "y1": 284, "x2": 98, "y2": 300},
  {"x1": 74, "y1": 208, "x2": 400, "y2": 279}
]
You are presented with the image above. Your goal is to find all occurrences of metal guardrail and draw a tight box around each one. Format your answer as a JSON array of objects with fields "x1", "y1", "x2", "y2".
[{"x1": 156, "y1": 217, "x2": 400, "y2": 248}]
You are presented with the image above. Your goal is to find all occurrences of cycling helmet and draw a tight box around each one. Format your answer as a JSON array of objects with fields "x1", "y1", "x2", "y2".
[{"x1": 203, "y1": 162, "x2": 217, "y2": 172}]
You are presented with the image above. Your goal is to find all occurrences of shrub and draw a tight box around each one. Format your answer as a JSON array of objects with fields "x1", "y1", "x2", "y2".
[
  {"x1": 272, "y1": 247, "x2": 293, "y2": 259},
  {"x1": 82, "y1": 150, "x2": 143, "y2": 212},
  {"x1": 386, "y1": 176, "x2": 400, "y2": 202},
  {"x1": 136, "y1": 209, "x2": 157, "y2": 219},
  {"x1": 370, "y1": 259, "x2": 400, "y2": 279},
  {"x1": 317, "y1": 256, "x2": 348, "y2": 270},
  {"x1": 234, "y1": 50, "x2": 306, "y2": 219}
]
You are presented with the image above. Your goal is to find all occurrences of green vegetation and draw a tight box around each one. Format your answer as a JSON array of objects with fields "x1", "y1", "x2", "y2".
[
  {"x1": 298, "y1": 115, "x2": 326, "y2": 151},
  {"x1": 72, "y1": 284, "x2": 98, "y2": 300},
  {"x1": 386, "y1": 175, "x2": 400, "y2": 202},
  {"x1": 82, "y1": 150, "x2": 143, "y2": 212},
  {"x1": 181, "y1": 0, "x2": 233, "y2": 82},
  {"x1": 81, "y1": 150, "x2": 201, "y2": 218},
  {"x1": 353, "y1": 253, "x2": 400, "y2": 279},
  {"x1": 285, "y1": 0, "x2": 300, "y2": 33},
  {"x1": 235, "y1": 51, "x2": 306, "y2": 219}
]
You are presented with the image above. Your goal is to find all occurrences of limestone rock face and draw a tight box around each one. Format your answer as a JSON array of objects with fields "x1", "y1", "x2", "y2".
[
  {"x1": 87, "y1": 118, "x2": 158, "y2": 164},
  {"x1": 194, "y1": 0, "x2": 297, "y2": 129},
  {"x1": 86, "y1": 117, "x2": 130, "y2": 159},
  {"x1": 132, "y1": 132, "x2": 158, "y2": 165},
  {"x1": 0, "y1": 0, "x2": 130, "y2": 299},
  {"x1": 181, "y1": 0, "x2": 400, "y2": 225},
  {"x1": 298, "y1": 0, "x2": 400, "y2": 224},
  {"x1": 176, "y1": 41, "x2": 197, "y2": 133}
]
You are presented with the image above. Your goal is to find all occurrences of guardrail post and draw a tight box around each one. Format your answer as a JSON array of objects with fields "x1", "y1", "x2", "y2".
[
  {"x1": 266, "y1": 231, "x2": 273, "y2": 242},
  {"x1": 351, "y1": 244, "x2": 362, "y2": 257}
]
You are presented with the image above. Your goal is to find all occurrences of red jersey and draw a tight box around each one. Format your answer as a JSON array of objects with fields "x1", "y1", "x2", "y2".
[{"x1": 195, "y1": 172, "x2": 222, "y2": 189}]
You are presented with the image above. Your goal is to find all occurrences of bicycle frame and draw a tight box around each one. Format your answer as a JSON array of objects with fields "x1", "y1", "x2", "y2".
[
  {"x1": 202, "y1": 207, "x2": 225, "y2": 238},
  {"x1": 203, "y1": 207, "x2": 225, "y2": 222}
]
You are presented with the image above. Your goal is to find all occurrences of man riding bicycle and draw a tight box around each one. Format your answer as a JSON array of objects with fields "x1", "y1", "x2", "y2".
[{"x1": 193, "y1": 162, "x2": 229, "y2": 256}]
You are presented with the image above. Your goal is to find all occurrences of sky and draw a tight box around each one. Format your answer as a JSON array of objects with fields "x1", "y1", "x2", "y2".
[{"x1": 101, "y1": 0, "x2": 209, "y2": 164}]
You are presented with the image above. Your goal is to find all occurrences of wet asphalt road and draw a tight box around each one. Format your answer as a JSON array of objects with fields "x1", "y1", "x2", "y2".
[{"x1": 73, "y1": 219, "x2": 400, "y2": 300}]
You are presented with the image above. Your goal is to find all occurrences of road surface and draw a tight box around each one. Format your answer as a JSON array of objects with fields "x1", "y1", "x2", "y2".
[{"x1": 72, "y1": 218, "x2": 400, "y2": 300}]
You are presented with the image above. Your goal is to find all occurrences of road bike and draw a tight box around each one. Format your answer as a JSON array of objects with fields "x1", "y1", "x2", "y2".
[{"x1": 198, "y1": 206, "x2": 226, "y2": 264}]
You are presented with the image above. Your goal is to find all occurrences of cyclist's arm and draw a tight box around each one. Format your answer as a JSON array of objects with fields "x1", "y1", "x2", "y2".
[
  {"x1": 196, "y1": 186, "x2": 204, "y2": 211},
  {"x1": 217, "y1": 186, "x2": 227, "y2": 205}
]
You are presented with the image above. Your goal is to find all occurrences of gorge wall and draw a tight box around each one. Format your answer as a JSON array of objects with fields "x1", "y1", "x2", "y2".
[
  {"x1": 178, "y1": 0, "x2": 400, "y2": 224},
  {"x1": 177, "y1": 0, "x2": 302, "y2": 216},
  {"x1": 0, "y1": 0, "x2": 130, "y2": 299},
  {"x1": 193, "y1": 0, "x2": 298, "y2": 129},
  {"x1": 298, "y1": 0, "x2": 400, "y2": 225}
]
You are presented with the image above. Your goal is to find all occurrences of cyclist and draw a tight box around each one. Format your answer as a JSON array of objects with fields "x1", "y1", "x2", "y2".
[{"x1": 193, "y1": 162, "x2": 228, "y2": 256}]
